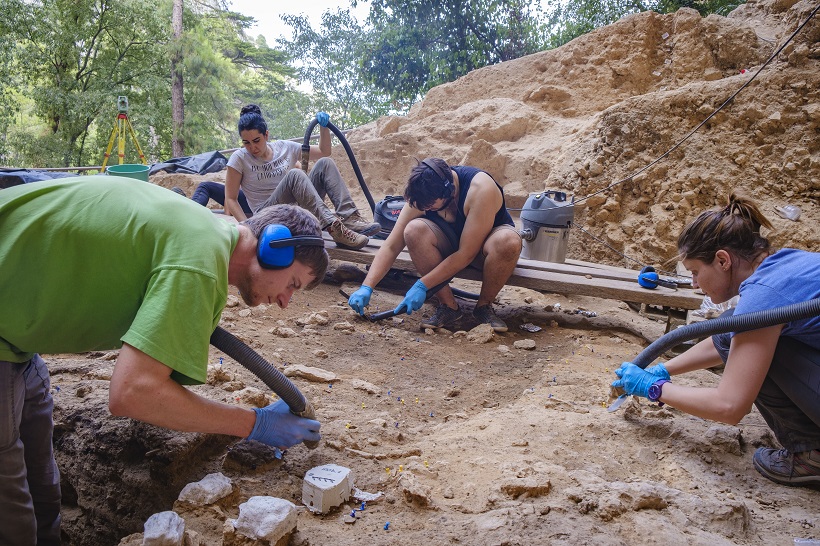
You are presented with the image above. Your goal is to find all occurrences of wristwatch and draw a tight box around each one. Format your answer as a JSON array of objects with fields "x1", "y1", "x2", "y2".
[{"x1": 647, "y1": 379, "x2": 670, "y2": 405}]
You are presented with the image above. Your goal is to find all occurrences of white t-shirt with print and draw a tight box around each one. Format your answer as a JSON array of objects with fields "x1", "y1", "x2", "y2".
[{"x1": 227, "y1": 140, "x2": 301, "y2": 212}]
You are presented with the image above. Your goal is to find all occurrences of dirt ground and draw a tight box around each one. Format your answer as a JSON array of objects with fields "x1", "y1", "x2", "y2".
[{"x1": 50, "y1": 269, "x2": 818, "y2": 545}]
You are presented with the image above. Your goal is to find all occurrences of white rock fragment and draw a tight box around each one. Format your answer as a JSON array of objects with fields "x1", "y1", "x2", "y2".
[
  {"x1": 333, "y1": 321, "x2": 356, "y2": 333},
  {"x1": 302, "y1": 464, "x2": 354, "y2": 514},
  {"x1": 349, "y1": 379, "x2": 380, "y2": 394},
  {"x1": 269, "y1": 326, "x2": 298, "y2": 338},
  {"x1": 143, "y1": 511, "x2": 185, "y2": 546},
  {"x1": 283, "y1": 364, "x2": 337, "y2": 382},
  {"x1": 229, "y1": 497, "x2": 297, "y2": 543},
  {"x1": 467, "y1": 323, "x2": 495, "y2": 344},
  {"x1": 296, "y1": 311, "x2": 330, "y2": 326},
  {"x1": 514, "y1": 339, "x2": 537, "y2": 350},
  {"x1": 177, "y1": 473, "x2": 233, "y2": 506}
]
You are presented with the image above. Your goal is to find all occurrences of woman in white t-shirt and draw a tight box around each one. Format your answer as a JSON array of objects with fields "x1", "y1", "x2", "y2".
[{"x1": 182, "y1": 104, "x2": 378, "y2": 249}]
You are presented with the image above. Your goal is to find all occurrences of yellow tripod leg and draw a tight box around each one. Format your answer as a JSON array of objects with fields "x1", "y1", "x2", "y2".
[
  {"x1": 124, "y1": 116, "x2": 147, "y2": 165},
  {"x1": 117, "y1": 116, "x2": 126, "y2": 165},
  {"x1": 101, "y1": 120, "x2": 120, "y2": 170}
]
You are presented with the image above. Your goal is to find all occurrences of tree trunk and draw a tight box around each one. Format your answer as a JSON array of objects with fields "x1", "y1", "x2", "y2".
[{"x1": 171, "y1": 0, "x2": 184, "y2": 158}]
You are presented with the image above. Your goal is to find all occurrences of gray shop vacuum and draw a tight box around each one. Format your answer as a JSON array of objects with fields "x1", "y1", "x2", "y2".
[{"x1": 519, "y1": 191, "x2": 575, "y2": 263}]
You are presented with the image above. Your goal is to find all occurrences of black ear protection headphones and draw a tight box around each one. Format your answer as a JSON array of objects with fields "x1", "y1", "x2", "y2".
[
  {"x1": 257, "y1": 224, "x2": 325, "y2": 269},
  {"x1": 422, "y1": 158, "x2": 454, "y2": 199},
  {"x1": 637, "y1": 266, "x2": 678, "y2": 290}
]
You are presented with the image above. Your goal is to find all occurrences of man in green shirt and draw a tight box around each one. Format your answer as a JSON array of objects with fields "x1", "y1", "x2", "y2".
[{"x1": 0, "y1": 176, "x2": 328, "y2": 545}]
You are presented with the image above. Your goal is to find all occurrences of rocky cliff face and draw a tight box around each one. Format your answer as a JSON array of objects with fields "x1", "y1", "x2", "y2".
[{"x1": 335, "y1": 0, "x2": 819, "y2": 266}]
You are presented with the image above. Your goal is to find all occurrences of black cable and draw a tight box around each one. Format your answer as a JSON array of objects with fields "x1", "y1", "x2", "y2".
[
  {"x1": 543, "y1": 4, "x2": 819, "y2": 275},
  {"x1": 571, "y1": 222, "x2": 691, "y2": 281}
]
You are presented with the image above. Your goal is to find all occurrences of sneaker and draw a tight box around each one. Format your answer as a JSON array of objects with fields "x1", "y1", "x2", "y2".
[
  {"x1": 472, "y1": 304, "x2": 508, "y2": 333},
  {"x1": 170, "y1": 186, "x2": 187, "y2": 197},
  {"x1": 753, "y1": 447, "x2": 820, "y2": 487},
  {"x1": 326, "y1": 219, "x2": 368, "y2": 250},
  {"x1": 342, "y1": 211, "x2": 381, "y2": 236},
  {"x1": 421, "y1": 304, "x2": 463, "y2": 329}
]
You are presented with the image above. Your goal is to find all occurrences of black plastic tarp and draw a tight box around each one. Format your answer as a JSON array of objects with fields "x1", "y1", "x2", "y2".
[
  {"x1": 0, "y1": 169, "x2": 79, "y2": 189},
  {"x1": 148, "y1": 150, "x2": 228, "y2": 176}
]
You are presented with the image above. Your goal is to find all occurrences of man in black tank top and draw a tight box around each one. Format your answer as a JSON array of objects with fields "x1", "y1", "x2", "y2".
[{"x1": 347, "y1": 157, "x2": 522, "y2": 332}]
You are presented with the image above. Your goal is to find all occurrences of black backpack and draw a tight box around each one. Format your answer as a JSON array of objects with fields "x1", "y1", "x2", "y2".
[{"x1": 373, "y1": 195, "x2": 406, "y2": 239}]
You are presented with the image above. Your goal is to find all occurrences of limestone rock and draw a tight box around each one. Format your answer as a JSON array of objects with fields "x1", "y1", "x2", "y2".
[
  {"x1": 283, "y1": 364, "x2": 337, "y2": 383},
  {"x1": 514, "y1": 339, "x2": 537, "y2": 350},
  {"x1": 467, "y1": 323, "x2": 495, "y2": 343},
  {"x1": 226, "y1": 497, "x2": 297, "y2": 544},
  {"x1": 176, "y1": 473, "x2": 234, "y2": 506},
  {"x1": 143, "y1": 511, "x2": 185, "y2": 546}
]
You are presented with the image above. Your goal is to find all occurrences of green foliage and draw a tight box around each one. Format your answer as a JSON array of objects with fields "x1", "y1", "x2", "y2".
[
  {"x1": 278, "y1": 9, "x2": 395, "y2": 129},
  {"x1": 1, "y1": 0, "x2": 170, "y2": 166},
  {"x1": 0, "y1": 0, "x2": 299, "y2": 168},
  {"x1": 357, "y1": 0, "x2": 551, "y2": 103}
]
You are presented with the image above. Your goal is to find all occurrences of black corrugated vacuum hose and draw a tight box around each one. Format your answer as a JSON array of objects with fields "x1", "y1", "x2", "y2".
[
  {"x1": 210, "y1": 326, "x2": 318, "y2": 448},
  {"x1": 302, "y1": 119, "x2": 376, "y2": 214},
  {"x1": 609, "y1": 298, "x2": 820, "y2": 412},
  {"x1": 631, "y1": 298, "x2": 820, "y2": 368}
]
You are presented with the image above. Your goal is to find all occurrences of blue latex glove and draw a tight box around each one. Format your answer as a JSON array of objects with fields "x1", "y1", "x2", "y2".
[
  {"x1": 247, "y1": 399, "x2": 321, "y2": 449},
  {"x1": 612, "y1": 362, "x2": 658, "y2": 399},
  {"x1": 316, "y1": 111, "x2": 330, "y2": 127},
  {"x1": 348, "y1": 285, "x2": 373, "y2": 316},
  {"x1": 394, "y1": 279, "x2": 428, "y2": 315},
  {"x1": 645, "y1": 362, "x2": 670, "y2": 380}
]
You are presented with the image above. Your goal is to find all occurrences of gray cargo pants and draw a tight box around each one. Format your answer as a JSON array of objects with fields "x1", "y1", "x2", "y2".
[
  {"x1": 257, "y1": 157, "x2": 358, "y2": 227},
  {"x1": 713, "y1": 328, "x2": 820, "y2": 453},
  {"x1": 0, "y1": 355, "x2": 62, "y2": 545}
]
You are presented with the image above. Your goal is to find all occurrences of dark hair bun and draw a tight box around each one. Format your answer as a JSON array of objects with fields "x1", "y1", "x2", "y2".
[{"x1": 240, "y1": 104, "x2": 262, "y2": 116}]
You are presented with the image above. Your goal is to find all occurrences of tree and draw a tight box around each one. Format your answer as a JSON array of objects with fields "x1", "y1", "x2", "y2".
[
  {"x1": 171, "y1": 0, "x2": 184, "y2": 157},
  {"x1": 357, "y1": 0, "x2": 550, "y2": 103},
  {"x1": 278, "y1": 9, "x2": 394, "y2": 129},
  {"x1": 0, "y1": 0, "x2": 169, "y2": 166}
]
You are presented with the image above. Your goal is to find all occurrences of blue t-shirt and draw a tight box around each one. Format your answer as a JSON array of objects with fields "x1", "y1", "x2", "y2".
[{"x1": 732, "y1": 249, "x2": 820, "y2": 349}]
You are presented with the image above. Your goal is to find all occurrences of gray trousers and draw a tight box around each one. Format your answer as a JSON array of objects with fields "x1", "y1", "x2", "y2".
[
  {"x1": 0, "y1": 355, "x2": 62, "y2": 545},
  {"x1": 257, "y1": 157, "x2": 358, "y2": 227},
  {"x1": 713, "y1": 330, "x2": 820, "y2": 453}
]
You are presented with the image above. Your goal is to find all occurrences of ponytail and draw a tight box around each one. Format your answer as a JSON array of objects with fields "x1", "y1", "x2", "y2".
[{"x1": 678, "y1": 192, "x2": 773, "y2": 263}]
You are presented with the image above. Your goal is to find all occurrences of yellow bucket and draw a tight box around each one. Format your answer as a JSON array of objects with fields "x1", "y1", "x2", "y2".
[{"x1": 106, "y1": 164, "x2": 150, "y2": 182}]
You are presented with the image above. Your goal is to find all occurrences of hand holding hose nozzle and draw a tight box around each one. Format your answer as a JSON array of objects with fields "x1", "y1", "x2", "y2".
[
  {"x1": 342, "y1": 279, "x2": 453, "y2": 322},
  {"x1": 247, "y1": 399, "x2": 321, "y2": 450},
  {"x1": 607, "y1": 298, "x2": 820, "y2": 412},
  {"x1": 210, "y1": 326, "x2": 321, "y2": 449}
]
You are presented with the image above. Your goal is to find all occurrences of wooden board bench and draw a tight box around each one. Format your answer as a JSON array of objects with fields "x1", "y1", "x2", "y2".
[{"x1": 322, "y1": 234, "x2": 705, "y2": 311}]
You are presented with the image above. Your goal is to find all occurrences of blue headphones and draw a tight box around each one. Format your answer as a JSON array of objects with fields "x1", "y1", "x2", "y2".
[
  {"x1": 257, "y1": 224, "x2": 325, "y2": 269},
  {"x1": 422, "y1": 158, "x2": 454, "y2": 199},
  {"x1": 638, "y1": 266, "x2": 678, "y2": 289}
]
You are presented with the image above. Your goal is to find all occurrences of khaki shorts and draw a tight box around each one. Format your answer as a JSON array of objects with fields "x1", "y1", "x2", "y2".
[{"x1": 413, "y1": 216, "x2": 518, "y2": 270}]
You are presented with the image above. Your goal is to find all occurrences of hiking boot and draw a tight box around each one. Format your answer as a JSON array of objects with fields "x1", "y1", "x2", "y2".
[
  {"x1": 327, "y1": 218, "x2": 368, "y2": 250},
  {"x1": 170, "y1": 186, "x2": 187, "y2": 197},
  {"x1": 753, "y1": 447, "x2": 820, "y2": 487},
  {"x1": 472, "y1": 304, "x2": 508, "y2": 333},
  {"x1": 342, "y1": 211, "x2": 381, "y2": 236},
  {"x1": 421, "y1": 304, "x2": 463, "y2": 329}
]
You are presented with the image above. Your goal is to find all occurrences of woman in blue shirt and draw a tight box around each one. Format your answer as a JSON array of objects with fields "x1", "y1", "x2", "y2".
[{"x1": 613, "y1": 193, "x2": 820, "y2": 488}]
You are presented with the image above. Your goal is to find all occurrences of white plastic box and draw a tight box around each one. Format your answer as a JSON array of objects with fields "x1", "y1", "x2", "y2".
[{"x1": 302, "y1": 464, "x2": 354, "y2": 514}]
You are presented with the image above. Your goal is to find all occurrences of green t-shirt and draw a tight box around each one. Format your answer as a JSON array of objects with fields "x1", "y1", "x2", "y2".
[{"x1": 0, "y1": 176, "x2": 239, "y2": 384}]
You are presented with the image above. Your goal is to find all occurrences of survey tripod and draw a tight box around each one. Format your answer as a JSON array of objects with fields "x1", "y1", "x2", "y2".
[{"x1": 101, "y1": 96, "x2": 147, "y2": 169}]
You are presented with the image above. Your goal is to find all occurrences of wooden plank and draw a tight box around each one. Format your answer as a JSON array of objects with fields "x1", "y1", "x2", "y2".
[{"x1": 324, "y1": 237, "x2": 704, "y2": 310}]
